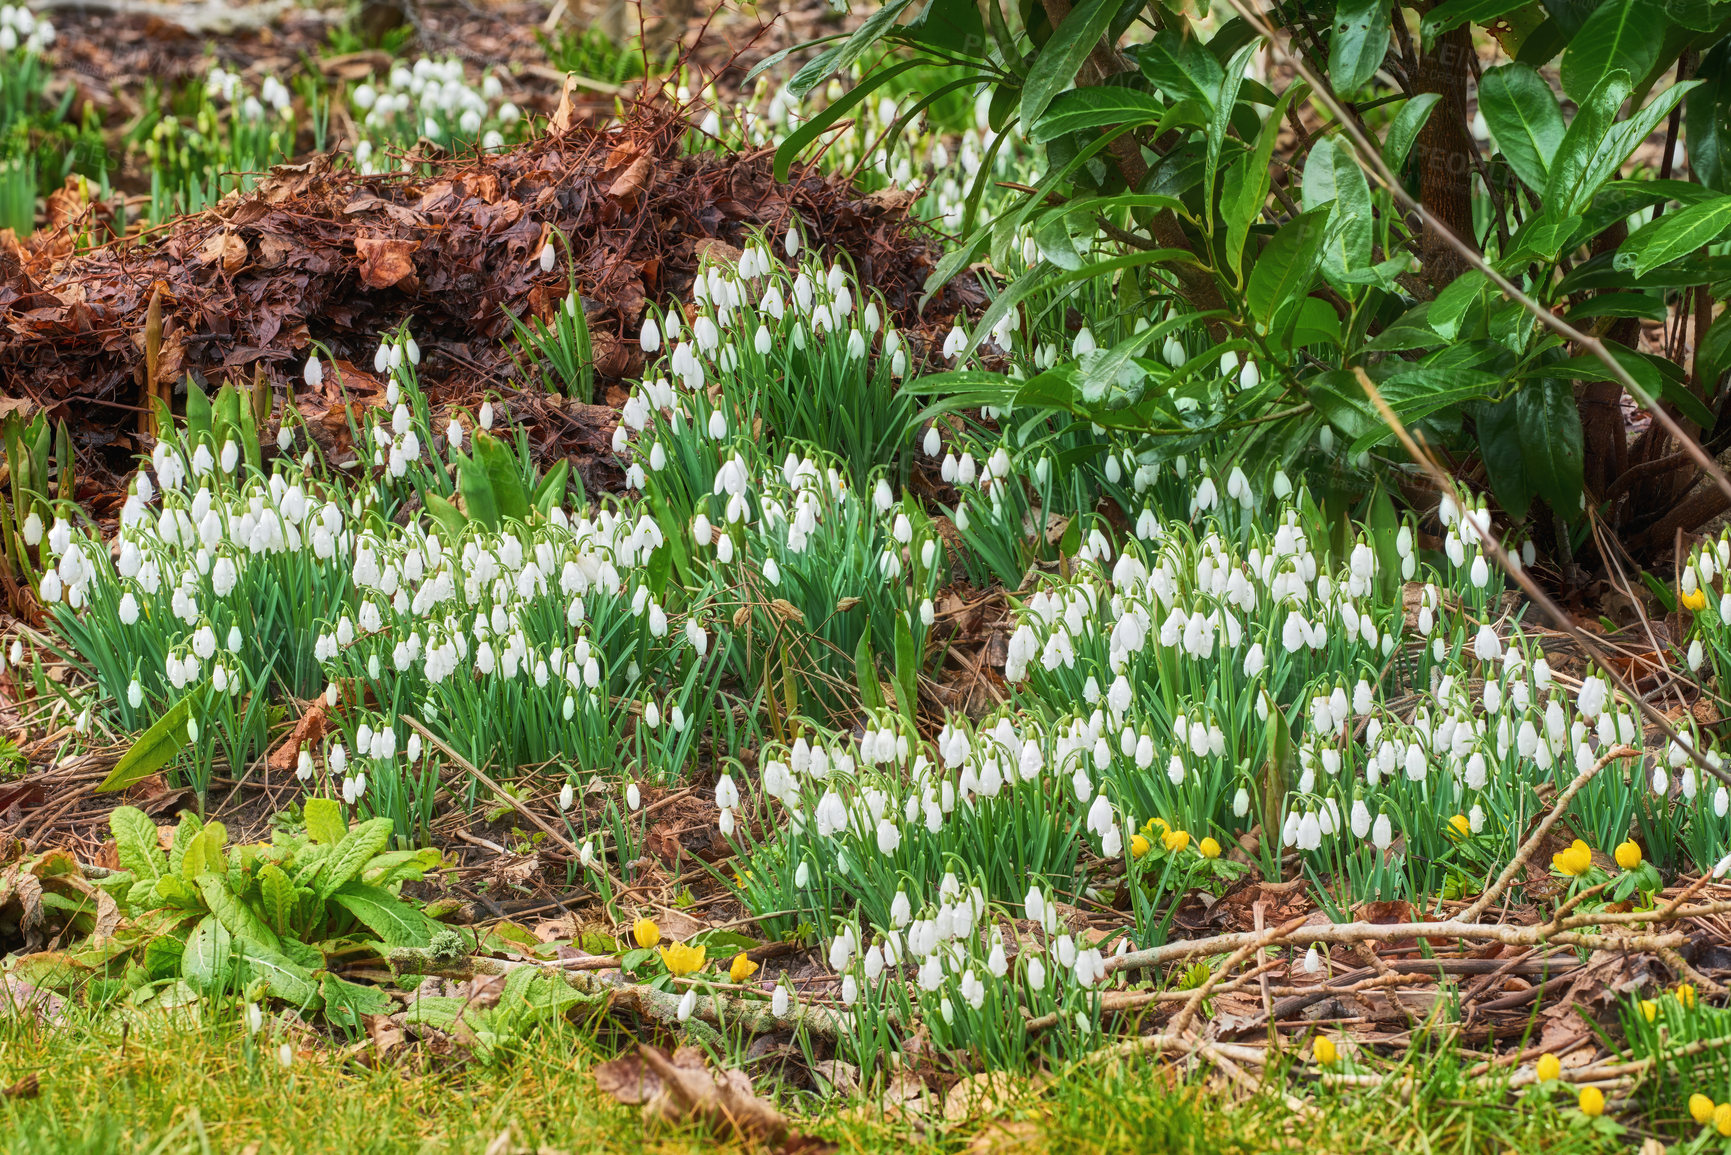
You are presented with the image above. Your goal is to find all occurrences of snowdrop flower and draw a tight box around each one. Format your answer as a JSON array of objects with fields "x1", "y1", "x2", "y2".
[
  {"x1": 677, "y1": 988, "x2": 697, "y2": 1021},
  {"x1": 539, "y1": 243, "x2": 556, "y2": 272},
  {"x1": 942, "y1": 323, "x2": 967, "y2": 361},
  {"x1": 304, "y1": 356, "x2": 324, "y2": 388},
  {"x1": 626, "y1": 782, "x2": 642, "y2": 810}
]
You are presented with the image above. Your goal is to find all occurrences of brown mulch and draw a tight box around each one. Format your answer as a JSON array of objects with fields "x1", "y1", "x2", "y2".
[{"x1": 0, "y1": 97, "x2": 982, "y2": 488}]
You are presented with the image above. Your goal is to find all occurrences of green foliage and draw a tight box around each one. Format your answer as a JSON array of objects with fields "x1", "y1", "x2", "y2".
[
  {"x1": 51, "y1": 806, "x2": 451, "y2": 1019},
  {"x1": 767, "y1": 0, "x2": 1731, "y2": 559}
]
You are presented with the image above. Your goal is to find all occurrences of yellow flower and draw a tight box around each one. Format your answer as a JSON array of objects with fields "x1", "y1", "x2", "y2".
[
  {"x1": 659, "y1": 941, "x2": 707, "y2": 976},
  {"x1": 1130, "y1": 833, "x2": 1152, "y2": 859},
  {"x1": 1614, "y1": 840, "x2": 1642, "y2": 870},
  {"x1": 1313, "y1": 1036, "x2": 1337, "y2": 1065},
  {"x1": 1678, "y1": 982, "x2": 1698, "y2": 1009},
  {"x1": 1447, "y1": 814, "x2": 1471, "y2": 839},
  {"x1": 1535, "y1": 1053, "x2": 1561, "y2": 1082},
  {"x1": 1683, "y1": 587, "x2": 1709, "y2": 612},
  {"x1": 1144, "y1": 817, "x2": 1171, "y2": 838},
  {"x1": 729, "y1": 952, "x2": 759, "y2": 983},
  {"x1": 1162, "y1": 829, "x2": 1191, "y2": 853},
  {"x1": 1199, "y1": 837, "x2": 1221, "y2": 859},
  {"x1": 1691, "y1": 1093, "x2": 1716, "y2": 1124},
  {"x1": 1716, "y1": 1101, "x2": 1731, "y2": 1137},
  {"x1": 1552, "y1": 840, "x2": 1592, "y2": 877},
  {"x1": 1578, "y1": 1086, "x2": 1605, "y2": 1117},
  {"x1": 633, "y1": 917, "x2": 661, "y2": 949},
  {"x1": 1641, "y1": 999, "x2": 1657, "y2": 1022}
]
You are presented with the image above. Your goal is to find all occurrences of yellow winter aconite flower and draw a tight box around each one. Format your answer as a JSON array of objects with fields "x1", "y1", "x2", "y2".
[
  {"x1": 1678, "y1": 982, "x2": 1698, "y2": 1009},
  {"x1": 1614, "y1": 840, "x2": 1642, "y2": 870},
  {"x1": 1130, "y1": 833, "x2": 1152, "y2": 859},
  {"x1": 1447, "y1": 814, "x2": 1471, "y2": 839},
  {"x1": 1535, "y1": 1053, "x2": 1561, "y2": 1082},
  {"x1": 1691, "y1": 1093, "x2": 1717, "y2": 1124},
  {"x1": 1641, "y1": 999, "x2": 1658, "y2": 1022},
  {"x1": 1578, "y1": 1086, "x2": 1605, "y2": 1117},
  {"x1": 1552, "y1": 840, "x2": 1592, "y2": 877},
  {"x1": 1683, "y1": 586, "x2": 1709, "y2": 612},
  {"x1": 659, "y1": 941, "x2": 707, "y2": 976},
  {"x1": 1716, "y1": 1101, "x2": 1731, "y2": 1137},
  {"x1": 1162, "y1": 829, "x2": 1191, "y2": 853},
  {"x1": 1199, "y1": 837, "x2": 1221, "y2": 859},
  {"x1": 729, "y1": 952, "x2": 759, "y2": 983},
  {"x1": 632, "y1": 917, "x2": 661, "y2": 949},
  {"x1": 1313, "y1": 1036, "x2": 1337, "y2": 1065}
]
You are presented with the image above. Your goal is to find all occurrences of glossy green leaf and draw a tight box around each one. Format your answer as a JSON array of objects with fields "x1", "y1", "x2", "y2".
[
  {"x1": 1137, "y1": 26, "x2": 1226, "y2": 111},
  {"x1": 1381, "y1": 93, "x2": 1441, "y2": 171},
  {"x1": 1021, "y1": 0, "x2": 1120, "y2": 128},
  {"x1": 1030, "y1": 86, "x2": 1166, "y2": 143},
  {"x1": 1516, "y1": 377, "x2": 1584, "y2": 513},
  {"x1": 1246, "y1": 207, "x2": 1330, "y2": 329},
  {"x1": 1478, "y1": 63, "x2": 1564, "y2": 192},
  {"x1": 1559, "y1": 0, "x2": 1663, "y2": 104},
  {"x1": 1621, "y1": 195, "x2": 1731, "y2": 276}
]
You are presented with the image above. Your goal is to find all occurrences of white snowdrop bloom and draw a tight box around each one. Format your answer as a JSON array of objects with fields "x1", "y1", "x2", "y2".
[
  {"x1": 1576, "y1": 675, "x2": 1608, "y2": 718},
  {"x1": 1372, "y1": 813, "x2": 1393, "y2": 849},
  {"x1": 539, "y1": 243, "x2": 556, "y2": 272},
  {"x1": 304, "y1": 356, "x2": 324, "y2": 387},
  {"x1": 677, "y1": 988, "x2": 697, "y2": 1021},
  {"x1": 626, "y1": 782, "x2": 642, "y2": 810},
  {"x1": 1304, "y1": 945, "x2": 1323, "y2": 974},
  {"x1": 942, "y1": 323, "x2": 967, "y2": 361}
]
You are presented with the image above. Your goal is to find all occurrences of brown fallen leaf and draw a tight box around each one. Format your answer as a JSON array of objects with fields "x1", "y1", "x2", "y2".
[
  {"x1": 197, "y1": 230, "x2": 248, "y2": 274},
  {"x1": 355, "y1": 235, "x2": 420, "y2": 290},
  {"x1": 3, "y1": 1072, "x2": 38, "y2": 1099},
  {"x1": 594, "y1": 1045, "x2": 835, "y2": 1153},
  {"x1": 268, "y1": 701, "x2": 328, "y2": 773},
  {"x1": 366, "y1": 1013, "x2": 405, "y2": 1061},
  {"x1": 607, "y1": 156, "x2": 653, "y2": 203}
]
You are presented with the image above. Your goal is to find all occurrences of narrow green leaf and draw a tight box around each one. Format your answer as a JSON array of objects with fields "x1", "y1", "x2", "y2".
[
  {"x1": 1622, "y1": 194, "x2": 1731, "y2": 276},
  {"x1": 97, "y1": 690, "x2": 197, "y2": 793}
]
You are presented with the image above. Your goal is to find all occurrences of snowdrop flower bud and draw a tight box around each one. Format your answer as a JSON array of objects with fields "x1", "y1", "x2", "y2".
[
  {"x1": 539, "y1": 243, "x2": 556, "y2": 272},
  {"x1": 479, "y1": 401, "x2": 495, "y2": 431},
  {"x1": 677, "y1": 988, "x2": 697, "y2": 1021},
  {"x1": 304, "y1": 356, "x2": 323, "y2": 387},
  {"x1": 1372, "y1": 813, "x2": 1393, "y2": 850},
  {"x1": 626, "y1": 782, "x2": 641, "y2": 810}
]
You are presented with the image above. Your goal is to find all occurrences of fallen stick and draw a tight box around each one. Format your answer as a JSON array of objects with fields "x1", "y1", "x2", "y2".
[{"x1": 1107, "y1": 918, "x2": 1686, "y2": 973}]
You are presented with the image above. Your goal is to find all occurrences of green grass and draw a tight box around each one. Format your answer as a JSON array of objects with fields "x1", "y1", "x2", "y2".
[{"x1": 0, "y1": 999, "x2": 1636, "y2": 1154}]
